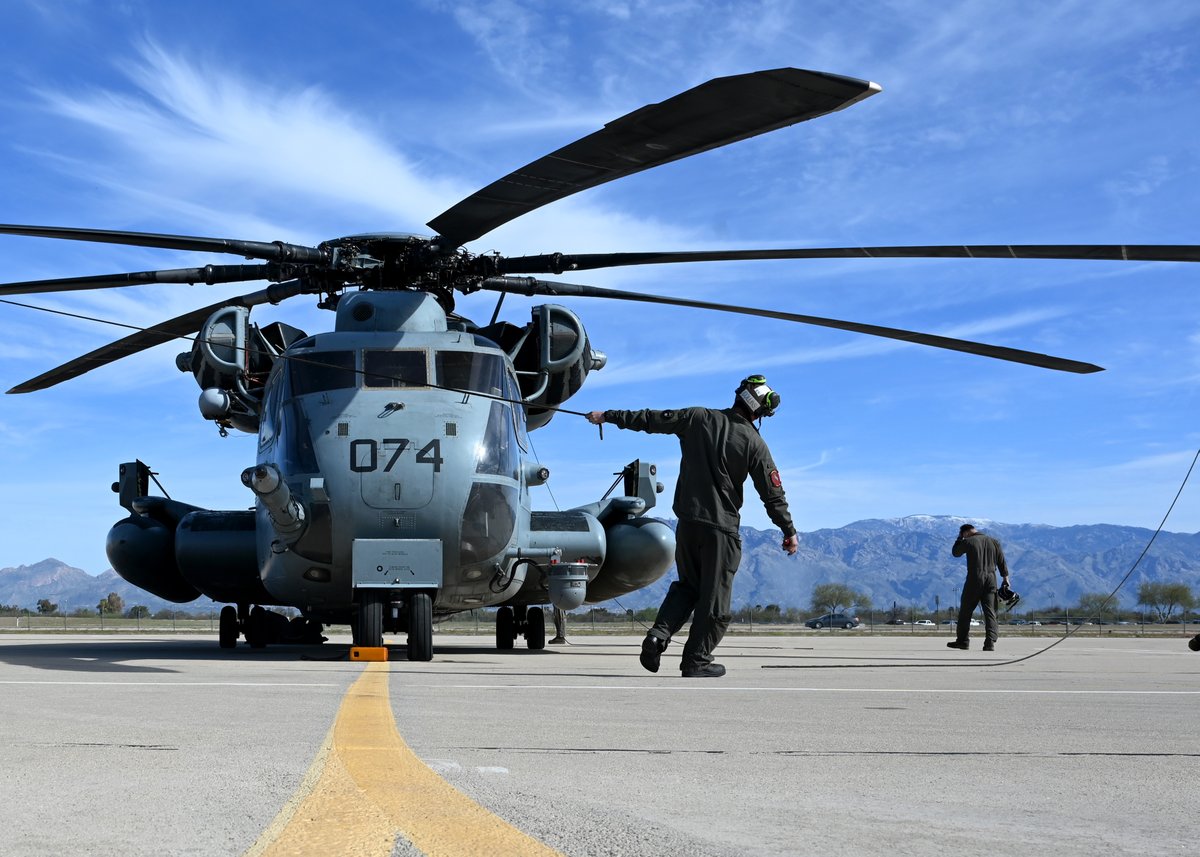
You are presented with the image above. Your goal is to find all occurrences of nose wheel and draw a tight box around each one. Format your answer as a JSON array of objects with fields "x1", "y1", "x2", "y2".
[
  {"x1": 407, "y1": 592, "x2": 433, "y2": 661},
  {"x1": 354, "y1": 591, "x2": 385, "y2": 648}
]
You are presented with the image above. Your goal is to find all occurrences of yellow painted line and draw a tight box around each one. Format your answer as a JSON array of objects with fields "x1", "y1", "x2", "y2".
[{"x1": 247, "y1": 662, "x2": 563, "y2": 857}]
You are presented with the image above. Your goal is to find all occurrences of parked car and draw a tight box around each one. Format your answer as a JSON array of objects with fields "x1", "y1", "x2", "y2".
[
  {"x1": 913, "y1": 619, "x2": 935, "y2": 627},
  {"x1": 885, "y1": 618, "x2": 909, "y2": 625},
  {"x1": 805, "y1": 613, "x2": 860, "y2": 629}
]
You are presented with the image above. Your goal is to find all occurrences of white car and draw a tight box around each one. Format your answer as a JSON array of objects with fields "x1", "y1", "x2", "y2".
[{"x1": 913, "y1": 619, "x2": 935, "y2": 627}]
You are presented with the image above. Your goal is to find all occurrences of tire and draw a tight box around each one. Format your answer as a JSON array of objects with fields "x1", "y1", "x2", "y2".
[
  {"x1": 246, "y1": 605, "x2": 267, "y2": 649},
  {"x1": 843, "y1": 623, "x2": 854, "y2": 629},
  {"x1": 356, "y1": 591, "x2": 384, "y2": 648},
  {"x1": 218, "y1": 605, "x2": 238, "y2": 649},
  {"x1": 407, "y1": 592, "x2": 433, "y2": 662},
  {"x1": 526, "y1": 606, "x2": 546, "y2": 650},
  {"x1": 814, "y1": 622, "x2": 823, "y2": 629},
  {"x1": 496, "y1": 606, "x2": 515, "y2": 650}
]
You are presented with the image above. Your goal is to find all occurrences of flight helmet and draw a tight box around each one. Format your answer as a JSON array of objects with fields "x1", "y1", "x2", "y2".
[{"x1": 736, "y1": 374, "x2": 780, "y2": 418}]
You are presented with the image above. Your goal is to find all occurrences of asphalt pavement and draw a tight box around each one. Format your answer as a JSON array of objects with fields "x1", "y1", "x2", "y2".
[{"x1": 1, "y1": 632, "x2": 1196, "y2": 856}]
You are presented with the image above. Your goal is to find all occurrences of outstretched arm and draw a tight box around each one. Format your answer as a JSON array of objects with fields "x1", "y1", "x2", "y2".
[{"x1": 591, "y1": 408, "x2": 692, "y2": 435}]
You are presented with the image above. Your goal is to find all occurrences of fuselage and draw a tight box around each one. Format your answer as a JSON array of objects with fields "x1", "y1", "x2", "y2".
[{"x1": 255, "y1": 291, "x2": 538, "y2": 614}]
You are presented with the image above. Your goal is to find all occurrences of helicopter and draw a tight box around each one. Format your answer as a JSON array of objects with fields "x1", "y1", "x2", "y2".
[{"x1": 3, "y1": 68, "x2": 1198, "y2": 660}]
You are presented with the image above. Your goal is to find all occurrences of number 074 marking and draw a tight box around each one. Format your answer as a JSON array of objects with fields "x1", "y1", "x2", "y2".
[{"x1": 350, "y1": 438, "x2": 443, "y2": 473}]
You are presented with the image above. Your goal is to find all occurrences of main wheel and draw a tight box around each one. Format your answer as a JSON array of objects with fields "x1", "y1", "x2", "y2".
[
  {"x1": 407, "y1": 592, "x2": 433, "y2": 662},
  {"x1": 496, "y1": 606, "x2": 516, "y2": 650},
  {"x1": 813, "y1": 622, "x2": 823, "y2": 629},
  {"x1": 245, "y1": 605, "x2": 268, "y2": 649},
  {"x1": 218, "y1": 605, "x2": 239, "y2": 649},
  {"x1": 526, "y1": 606, "x2": 546, "y2": 650},
  {"x1": 356, "y1": 591, "x2": 384, "y2": 648}
]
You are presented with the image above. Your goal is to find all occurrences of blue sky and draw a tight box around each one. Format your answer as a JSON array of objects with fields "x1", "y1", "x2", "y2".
[{"x1": 1, "y1": 0, "x2": 1198, "y2": 575}]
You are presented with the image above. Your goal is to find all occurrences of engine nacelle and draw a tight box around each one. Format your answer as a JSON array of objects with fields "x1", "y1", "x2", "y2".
[
  {"x1": 176, "y1": 306, "x2": 306, "y2": 434},
  {"x1": 479, "y1": 305, "x2": 605, "y2": 431}
]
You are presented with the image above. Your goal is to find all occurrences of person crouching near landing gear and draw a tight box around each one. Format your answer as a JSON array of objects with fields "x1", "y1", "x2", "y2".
[{"x1": 586, "y1": 374, "x2": 800, "y2": 678}]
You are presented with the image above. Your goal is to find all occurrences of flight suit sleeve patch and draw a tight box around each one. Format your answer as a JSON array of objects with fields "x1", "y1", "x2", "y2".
[{"x1": 770, "y1": 469, "x2": 782, "y2": 488}]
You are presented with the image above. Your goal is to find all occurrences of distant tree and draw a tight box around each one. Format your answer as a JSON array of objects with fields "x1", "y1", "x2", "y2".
[
  {"x1": 0, "y1": 604, "x2": 24, "y2": 617},
  {"x1": 126, "y1": 605, "x2": 151, "y2": 619},
  {"x1": 810, "y1": 583, "x2": 871, "y2": 616},
  {"x1": 71, "y1": 607, "x2": 97, "y2": 618},
  {"x1": 1137, "y1": 582, "x2": 1196, "y2": 622},
  {"x1": 97, "y1": 592, "x2": 125, "y2": 616},
  {"x1": 1076, "y1": 592, "x2": 1114, "y2": 621},
  {"x1": 36, "y1": 599, "x2": 59, "y2": 615}
]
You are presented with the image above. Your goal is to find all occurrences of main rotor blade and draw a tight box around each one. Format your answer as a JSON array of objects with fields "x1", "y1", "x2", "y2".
[
  {"x1": 480, "y1": 276, "x2": 1103, "y2": 374},
  {"x1": 0, "y1": 264, "x2": 276, "y2": 296},
  {"x1": 0, "y1": 224, "x2": 327, "y2": 264},
  {"x1": 499, "y1": 244, "x2": 1200, "y2": 274},
  {"x1": 428, "y1": 68, "x2": 880, "y2": 247},
  {"x1": 6, "y1": 280, "x2": 315, "y2": 394}
]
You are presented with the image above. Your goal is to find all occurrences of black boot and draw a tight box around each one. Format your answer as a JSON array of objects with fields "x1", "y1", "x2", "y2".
[
  {"x1": 681, "y1": 663, "x2": 726, "y2": 678},
  {"x1": 639, "y1": 635, "x2": 667, "y2": 673}
]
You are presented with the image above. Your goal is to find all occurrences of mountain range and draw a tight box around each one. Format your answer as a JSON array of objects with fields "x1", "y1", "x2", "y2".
[{"x1": 3, "y1": 516, "x2": 1198, "y2": 615}]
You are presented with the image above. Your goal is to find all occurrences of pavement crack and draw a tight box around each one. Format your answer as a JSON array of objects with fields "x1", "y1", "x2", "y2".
[{"x1": 40, "y1": 742, "x2": 178, "y2": 751}]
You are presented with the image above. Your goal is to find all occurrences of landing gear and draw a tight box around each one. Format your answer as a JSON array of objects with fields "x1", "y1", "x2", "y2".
[
  {"x1": 526, "y1": 606, "x2": 546, "y2": 650},
  {"x1": 218, "y1": 605, "x2": 239, "y2": 649},
  {"x1": 496, "y1": 605, "x2": 516, "y2": 650},
  {"x1": 407, "y1": 592, "x2": 433, "y2": 662},
  {"x1": 495, "y1": 605, "x2": 547, "y2": 651},
  {"x1": 355, "y1": 590, "x2": 385, "y2": 648},
  {"x1": 245, "y1": 605, "x2": 268, "y2": 649}
]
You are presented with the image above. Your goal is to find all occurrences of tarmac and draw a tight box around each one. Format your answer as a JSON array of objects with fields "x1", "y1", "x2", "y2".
[{"x1": 0, "y1": 632, "x2": 1196, "y2": 856}]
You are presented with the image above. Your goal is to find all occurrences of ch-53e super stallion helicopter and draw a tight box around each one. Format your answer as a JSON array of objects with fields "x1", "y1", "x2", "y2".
[{"x1": 3, "y1": 68, "x2": 1198, "y2": 660}]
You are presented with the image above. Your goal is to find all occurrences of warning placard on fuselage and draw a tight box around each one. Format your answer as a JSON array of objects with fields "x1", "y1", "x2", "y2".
[{"x1": 352, "y1": 539, "x2": 443, "y2": 588}]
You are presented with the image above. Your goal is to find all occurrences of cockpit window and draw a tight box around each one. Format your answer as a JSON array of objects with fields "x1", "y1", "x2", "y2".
[
  {"x1": 289, "y1": 351, "x2": 356, "y2": 396},
  {"x1": 476, "y1": 400, "x2": 520, "y2": 479},
  {"x1": 257, "y1": 362, "x2": 286, "y2": 450},
  {"x1": 363, "y1": 350, "x2": 428, "y2": 388},
  {"x1": 436, "y1": 351, "x2": 506, "y2": 396}
]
